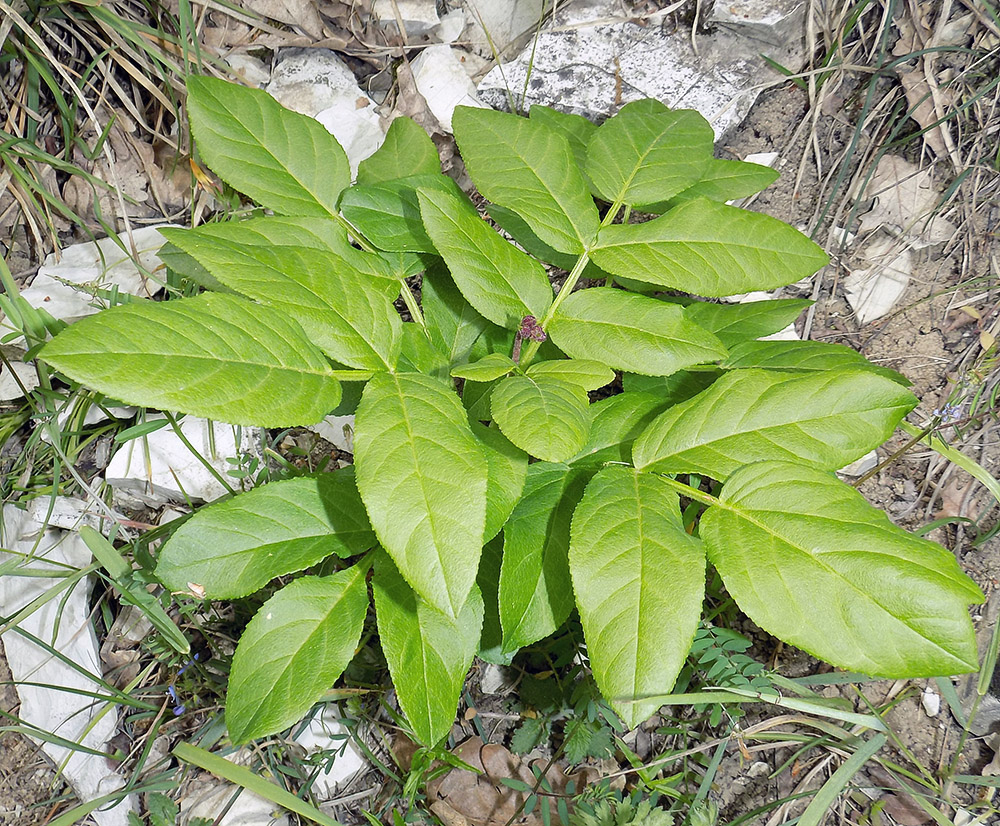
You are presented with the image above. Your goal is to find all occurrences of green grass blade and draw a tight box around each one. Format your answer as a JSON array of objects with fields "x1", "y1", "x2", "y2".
[
  {"x1": 898, "y1": 420, "x2": 1000, "y2": 508},
  {"x1": 172, "y1": 742, "x2": 346, "y2": 826},
  {"x1": 797, "y1": 733, "x2": 886, "y2": 826}
]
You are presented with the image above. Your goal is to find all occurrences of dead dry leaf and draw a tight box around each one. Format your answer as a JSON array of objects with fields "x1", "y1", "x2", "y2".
[
  {"x1": 425, "y1": 738, "x2": 583, "y2": 826},
  {"x1": 241, "y1": 0, "x2": 326, "y2": 38},
  {"x1": 857, "y1": 155, "x2": 956, "y2": 247},
  {"x1": 898, "y1": 70, "x2": 949, "y2": 159}
]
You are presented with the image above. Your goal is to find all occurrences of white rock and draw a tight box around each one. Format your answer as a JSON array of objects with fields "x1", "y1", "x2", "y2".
[
  {"x1": 845, "y1": 237, "x2": 912, "y2": 323},
  {"x1": 922, "y1": 686, "x2": 941, "y2": 717},
  {"x1": 22, "y1": 494, "x2": 111, "y2": 533},
  {"x1": 743, "y1": 151, "x2": 780, "y2": 167},
  {"x1": 265, "y1": 49, "x2": 385, "y2": 177},
  {"x1": 0, "y1": 504, "x2": 136, "y2": 825},
  {"x1": 479, "y1": 663, "x2": 515, "y2": 695},
  {"x1": 292, "y1": 706, "x2": 368, "y2": 799},
  {"x1": 477, "y1": 0, "x2": 805, "y2": 138},
  {"x1": 306, "y1": 414, "x2": 355, "y2": 454},
  {"x1": 314, "y1": 98, "x2": 384, "y2": 178},
  {"x1": 410, "y1": 45, "x2": 487, "y2": 133},
  {"x1": 181, "y1": 778, "x2": 290, "y2": 826},
  {"x1": 2, "y1": 226, "x2": 172, "y2": 340},
  {"x1": 40, "y1": 399, "x2": 134, "y2": 445},
  {"x1": 224, "y1": 53, "x2": 272, "y2": 87},
  {"x1": 105, "y1": 416, "x2": 263, "y2": 506},
  {"x1": 462, "y1": 0, "x2": 548, "y2": 55},
  {"x1": 709, "y1": 0, "x2": 806, "y2": 48},
  {"x1": 0, "y1": 359, "x2": 39, "y2": 401},
  {"x1": 838, "y1": 450, "x2": 878, "y2": 478},
  {"x1": 372, "y1": 0, "x2": 440, "y2": 35},
  {"x1": 435, "y1": 9, "x2": 468, "y2": 44},
  {"x1": 267, "y1": 49, "x2": 363, "y2": 117}
]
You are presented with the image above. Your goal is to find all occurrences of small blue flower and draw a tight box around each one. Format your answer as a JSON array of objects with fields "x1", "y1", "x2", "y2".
[{"x1": 933, "y1": 402, "x2": 963, "y2": 423}]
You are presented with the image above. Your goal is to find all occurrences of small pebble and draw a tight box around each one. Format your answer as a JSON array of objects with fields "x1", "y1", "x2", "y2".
[{"x1": 921, "y1": 686, "x2": 941, "y2": 717}]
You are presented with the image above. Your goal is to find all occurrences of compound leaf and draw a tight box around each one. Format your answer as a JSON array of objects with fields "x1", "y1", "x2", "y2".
[
  {"x1": 423, "y1": 268, "x2": 491, "y2": 367},
  {"x1": 472, "y1": 422, "x2": 529, "y2": 543},
  {"x1": 701, "y1": 461, "x2": 983, "y2": 676},
  {"x1": 187, "y1": 76, "x2": 349, "y2": 218},
  {"x1": 451, "y1": 353, "x2": 518, "y2": 382},
  {"x1": 340, "y1": 173, "x2": 465, "y2": 252},
  {"x1": 722, "y1": 339, "x2": 910, "y2": 384},
  {"x1": 526, "y1": 359, "x2": 615, "y2": 391},
  {"x1": 357, "y1": 116, "x2": 440, "y2": 185},
  {"x1": 157, "y1": 239, "x2": 401, "y2": 370},
  {"x1": 591, "y1": 198, "x2": 829, "y2": 296},
  {"x1": 491, "y1": 374, "x2": 590, "y2": 462},
  {"x1": 586, "y1": 100, "x2": 713, "y2": 208},
  {"x1": 668, "y1": 158, "x2": 779, "y2": 206},
  {"x1": 632, "y1": 368, "x2": 917, "y2": 479},
  {"x1": 40, "y1": 293, "x2": 342, "y2": 427},
  {"x1": 528, "y1": 105, "x2": 596, "y2": 176},
  {"x1": 374, "y1": 553, "x2": 483, "y2": 746},
  {"x1": 548, "y1": 288, "x2": 727, "y2": 376},
  {"x1": 570, "y1": 467, "x2": 705, "y2": 728},
  {"x1": 500, "y1": 463, "x2": 590, "y2": 654},
  {"x1": 354, "y1": 373, "x2": 488, "y2": 616},
  {"x1": 156, "y1": 468, "x2": 375, "y2": 599},
  {"x1": 453, "y1": 106, "x2": 599, "y2": 255},
  {"x1": 226, "y1": 563, "x2": 369, "y2": 743},
  {"x1": 418, "y1": 186, "x2": 553, "y2": 329},
  {"x1": 683, "y1": 299, "x2": 811, "y2": 348},
  {"x1": 568, "y1": 392, "x2": 668, "y2": 466}
]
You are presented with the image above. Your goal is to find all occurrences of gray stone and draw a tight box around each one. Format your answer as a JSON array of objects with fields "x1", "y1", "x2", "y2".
[
  {"x1": 477, "y1": 0, "x2": 805, "y2": 138},
  {"x1": 709, "y1": 0, "x2": 806, "y2": 49}
]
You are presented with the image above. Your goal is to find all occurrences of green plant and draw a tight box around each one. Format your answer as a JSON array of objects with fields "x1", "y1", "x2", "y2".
[
  {"x1": 128, "y1": 792, "x2": 211, "y2": 826},
  {"x1": 570, "y1": 790, "x2": 675, "y2": 826},
  {"x1": 35, "y1": 76, "x2": 985, "y2": 747}
]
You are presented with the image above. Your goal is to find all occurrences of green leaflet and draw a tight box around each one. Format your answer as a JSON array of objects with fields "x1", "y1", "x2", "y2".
[
  {"x1": 632, "y1": 368, "x2": 917, "y2": 479},
  {"x1": 160, "y1": 217, "x2": 397, "y2": 287},
  {"x1": 451, "y1": 353, "x2": 518, "y2": 382},
  {"x1": 472, "y1": 422, "x2": 529, "y2": 543},
  {"x1": 354, "y1": 373, "x2": 488, "y2": 617},
  {"x1": 500, "y1": 463, "x2": 590, "y2": 654},
  {"x1": 586, "y1": 100, "x2": 714, "y2": 208},
  {"x1": 373, "y1": 553, "x2": 484, "y2": 746},
  {"x1": 547, "y1": 288, "x2": 727, "y2": 376},
  {"x1": 476, "y1": 536, "x2": 507, "y2": 664},
  {"x1": 418, "y1": 186, "x2": 553, "y2": 329},
  {"x1": 187, "y1": 76, "x2": 349, "y2": 218},
  {"x1": 39, "y1": 293, "x2": 342, "y2": 427},
  {"x1": 423, "y1": 267, "x2": 491, "y2": 367},
  {"x1": 591, "y1": 198, "x2": 829, "y2": 297},
  {"x1": 568, "y1": 392, "x2": 669, "y2": 467},
  {"x1": 526, "y1": 359, "x2": 615, "y2": 391},
  {"x1": 453, "y1": 106, "x2": 600, "y2": 255},
  {"x1": 701, "y1": 461, "x2": 983, "y2": 676},
  {"x1": 356, "y1": 116, "x2": 440, "y2": 185},
  {"x1": 722, "y1": 339, "x2": 910, "y2": 384},
  {"x1": 667, "y1": 158, "x2": 780, "y2": 207},
  {"x1": 683, "y1": 299, "x2": 812, "y2": 348},
  {"x1": 156, "y1": 468, "x2": 375, "y2": 599},
  {"x1": 339, "y1": 173, "x2": 467, "y2": 252},
  {"x1": 491, "y1": 374, "x2": 591, "y2": 463},
  {"x1": 398, "y1": 322, "x2": 450, "y2": 378},
  {"x1": 570, "y1": 467, "x2": 705, "y2": 728},
  {"x1": 157, "y1": 239, "x2": 401, "y2": 370},
  {"x1": 226, "y1": 563, "x2": 369, "y2": 743},
  {"x1": 622, "y1": 370, "x2": 720, "y2": 407},
  {"x1": 528, "y1": 105, "x2": 596, "y2": 178}
]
